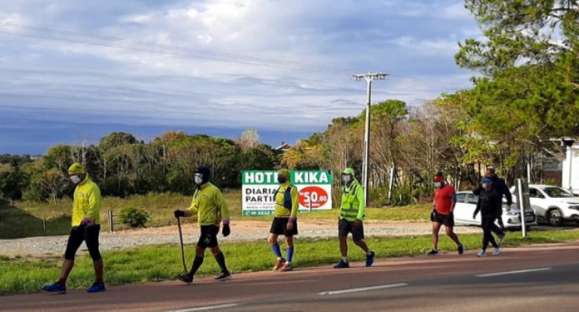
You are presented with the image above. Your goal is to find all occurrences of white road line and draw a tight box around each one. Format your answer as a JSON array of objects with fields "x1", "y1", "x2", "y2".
[
  {"x1": 169, "y1": 303, "x2": 239, "y2": 312},
  {"x1": 319, "y1": 283, "x2": 408, "y2": 296},
  {"x1": 476, "y1": 267, "x2": 552, "y2": 278}
]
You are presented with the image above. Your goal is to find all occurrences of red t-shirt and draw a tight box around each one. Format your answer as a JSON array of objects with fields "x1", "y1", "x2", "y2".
[{"x1": 434, "y1": 184, "x2": 456, "y2": 215}]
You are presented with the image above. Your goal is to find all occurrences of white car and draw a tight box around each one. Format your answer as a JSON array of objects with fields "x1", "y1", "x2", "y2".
[
  {"x1": 454, "y1": 191, "x2": 536, "y2": 229},
  {"x1": 511, "y1": 185, "x2": 579, "y2": 226}
]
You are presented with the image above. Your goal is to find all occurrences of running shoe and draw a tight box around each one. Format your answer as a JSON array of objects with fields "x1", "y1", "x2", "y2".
[
  {"x1": 366, "y1": 251, "x2": 375, "y2": 267},
  {"x1": 457, "y1": 244, "x2": 465, "y2": 255},
  {"x1": 176, "y1": 272, "x2": 194, "y2": 284},
  {"x1": 214, "y1": 271, "x2": 231, "y2": 281},
  {"x1": 477, "y1": 249, "x2": 486, "y2": 257},
  {"x1": 41, "y1": 282, "x2": 66, "y2": 294},
  {"x1": 426, "y1": 249, "x2": 439, "y2": 256},
  {"x1": 273, "y1": 258, "x2": 286, "y2": 271},
  {"x1": 333, "y1": 259, "x2": 350, "y2": 269},
  {"x1": 87, "y1": 282, "x2": 106, "y2": 293},
  {"x1": 279, "y1": 262, "x2": 293, "y2": 272},
  {"x1": 492, "y1": 248, "x2": 501, "y2": 256}
]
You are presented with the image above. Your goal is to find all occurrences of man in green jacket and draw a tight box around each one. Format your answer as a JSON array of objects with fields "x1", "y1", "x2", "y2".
[
  {"x1": 174, "y1": 166, "x2": 231, "y2": 284},
  {"x1": 334, "y1": 168, "x2": 375, "y2": 268},
  {"x1": 268, "y1": 169, "x2": 299, "y2": 272},
  {"x1": 42, "y1": 162, "x2": 105, "y2": 293}
]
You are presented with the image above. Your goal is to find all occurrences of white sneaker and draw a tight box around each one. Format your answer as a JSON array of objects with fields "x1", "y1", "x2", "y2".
[
  {"x1": 492, "y1": 248, "x2": 501, "y2": 256},
  {"x1": 477, "y1": 250, "x2": 486, "y2": 257}
]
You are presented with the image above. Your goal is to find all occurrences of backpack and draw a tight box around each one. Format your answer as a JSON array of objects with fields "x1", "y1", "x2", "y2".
[{"x1": 273, "y1": 186, "x2": 293, "y2": 209}]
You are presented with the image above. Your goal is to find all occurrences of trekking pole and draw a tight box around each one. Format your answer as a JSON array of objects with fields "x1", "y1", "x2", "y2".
[{"x1": 176, "y1": 216, "x2": 187, "y2": 272}]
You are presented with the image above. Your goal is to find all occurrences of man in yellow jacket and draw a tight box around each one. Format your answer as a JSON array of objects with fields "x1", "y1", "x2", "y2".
[
  {"x1": 174, "y1": 166, "x2": 231, "y2": 284},
  {"x1": 334, "y1": 168, "x2": 375, "y2": 268},
  {"x1": 42, "y1": 162, "x2": 105, "y2": 293},
  {"x1": 268, "y1": 169, "x2": 299, "y2": 272}
]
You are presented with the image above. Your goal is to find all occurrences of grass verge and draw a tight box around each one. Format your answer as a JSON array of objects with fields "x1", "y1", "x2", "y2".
[
  {"x1": 1, "y1": 228, "x2": 579, "y2": 295},
  {"x1": 2, "y1": 192, "x2": 429, "y2": 238}
]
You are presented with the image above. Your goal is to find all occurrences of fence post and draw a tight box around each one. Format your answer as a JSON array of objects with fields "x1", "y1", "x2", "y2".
[
  {"x1": 516, "y1": 179, "x2": 527, "y2": 238},
  {"x1": 108, "y1": 209, "x2": 114, "y2": 233},
  {"x1": 42, "y1": 217, "x2": 46, "y2": 234}
]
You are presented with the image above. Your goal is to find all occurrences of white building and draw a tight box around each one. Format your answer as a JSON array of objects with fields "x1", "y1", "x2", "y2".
[{"x1": 562, "y1": 142, "x2": 579, "y2": 194}]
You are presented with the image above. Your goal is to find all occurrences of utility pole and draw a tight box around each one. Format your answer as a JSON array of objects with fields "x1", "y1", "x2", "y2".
[{"x1": 353, "y1": 72, "x2": 388, "y2": 206}]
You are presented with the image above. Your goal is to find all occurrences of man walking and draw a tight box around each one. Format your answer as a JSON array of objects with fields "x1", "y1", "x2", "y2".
[
  {"x1": 486, "y1": 167, "x2": 512, "y2": 231},
  {"x1": 174, "y1": 166, "x2": 231, "y2": 284},
  {"x1": 268, "y1": 169, "x2": 299, "y2": 272},
  {"x1": 334, "y1": 168, "x2": 375, "y2": 268},
  {"x1": 473, "y1": 177, "x2": 503, "y2": 256},
  {"x1": 427, "y1": 172, "x2": 464, "y2": 256},
  {"x1": 42, "y1": 163, "x2": 105, "y2": 293},
  {"x1": 473, "y1": 166, "x2": 508, "y2": 243}
]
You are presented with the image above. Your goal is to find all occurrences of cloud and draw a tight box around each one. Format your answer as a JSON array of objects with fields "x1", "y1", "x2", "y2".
[
  {"x1": 389, "y1": 36, "x2": 460, "y2": 57},
  {"x1": 0, "y1": 0, "x2": 481, "y2": 153}
]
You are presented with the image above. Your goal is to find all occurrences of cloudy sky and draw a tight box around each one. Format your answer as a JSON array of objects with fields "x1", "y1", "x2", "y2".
[{"x1": 0, "y1": 0, "x2": 481, "y2": 154}]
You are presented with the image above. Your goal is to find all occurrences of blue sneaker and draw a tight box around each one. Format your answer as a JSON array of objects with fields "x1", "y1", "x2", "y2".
[
  {"x1": 333, "y1": 259, "x2": 350, "y2": 269},
  {"x1": 366, "y1": 251, "x2": 375, "y2": 267},
  {"x1": 42, "y1": 282, "x2": 66, "y2": 294},
  {"x1": 87, "y1": 282, "x2": 106, "y2": 293}
]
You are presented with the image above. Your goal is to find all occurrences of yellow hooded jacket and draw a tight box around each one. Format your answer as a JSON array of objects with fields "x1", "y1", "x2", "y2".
[
  {"x1": 71, "y1": 176, "x2": 102, "y2": 226},
  {"x1": 188, "y1": 182, "x2": 230, "y2": 226}
]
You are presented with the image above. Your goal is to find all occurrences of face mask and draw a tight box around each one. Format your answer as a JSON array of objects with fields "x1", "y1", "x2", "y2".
[
  {"x1": 434, "y1": 182, "x2": 442, "y2": 188},
  {"x1": 342, "y1": 174, "x2": 352, "y2": 185},
  {"x1": 70, "y1": 175, "x2": 82, "y2": 185},
  {"x1": 277, "y1": 176, "x2": 287, "y2": 184},
  {"x1": 482, "y1": 183, "x2": 490, "y2": 189},
  {"x1": 194, "y1": 174, "x2": 203, "y2": 185}
]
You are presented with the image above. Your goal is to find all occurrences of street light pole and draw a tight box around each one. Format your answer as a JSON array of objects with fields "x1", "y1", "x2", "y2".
[{"x1": 353, "y1": 72, "x2": 388, "y2": 206}]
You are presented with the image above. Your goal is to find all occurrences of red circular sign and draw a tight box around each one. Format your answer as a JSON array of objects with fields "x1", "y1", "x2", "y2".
[{"x1": 299, "y1": 186, "x2": 329, "y2": 209}]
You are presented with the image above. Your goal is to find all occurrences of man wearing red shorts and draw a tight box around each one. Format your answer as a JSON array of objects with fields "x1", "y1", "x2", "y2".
[{"x1": 428, "y1": 172, "x2": 464, "y2": 256}]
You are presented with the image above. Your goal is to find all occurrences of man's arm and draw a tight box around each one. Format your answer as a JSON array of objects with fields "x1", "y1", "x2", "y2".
[
  {"x1": 84, "y1": 186, "x2": 101, "y2": 224},
  {"x1": 218, "y1": 190, "x2": 230, "y2": 223},
  {"x1": 289, "y1": 186, "x2": 299, "y2": 219},
  {"x1": 502, "y1": 181, "x2": 513, "y2": 206},
  {"x1": 450, "y1": 191, "x2": 456, "y2": 213},
  {"x1": 218, "y1": 190, "x2": 231, "y2": 236},
  {"x1": 356, "y1": 184, "x2": 366, "y2": 221},
  {"x1": 183, "y1": 192, "x2": 198, "y2": 217}
]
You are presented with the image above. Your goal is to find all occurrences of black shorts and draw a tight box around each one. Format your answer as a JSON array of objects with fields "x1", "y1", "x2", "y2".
[
  {"x1": 270, "y1": 217, "x2": 298, "y2": 236},
  {"x1": 430, "y1": 210, "x2": 454, "y2": 227},
  {"x1": 64, "y1": 224, "x2": 101, "y2": 261},
  {"x1": 198, "y1": 225, "x2": 220, "y2": 248},
  {"x1": 338, "y1": 219, "x2": 364, "y2": 242}
]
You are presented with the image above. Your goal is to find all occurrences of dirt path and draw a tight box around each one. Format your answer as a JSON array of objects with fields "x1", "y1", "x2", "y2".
[{"x1": 0, "y1": 220, "x2": 480, "y2": 258}]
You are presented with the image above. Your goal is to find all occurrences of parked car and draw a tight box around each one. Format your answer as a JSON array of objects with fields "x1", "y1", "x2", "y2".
[
  {"x1": 511, "y1": 185, "x2": 579, "y2": 226},
  {"x1": 454, "y1": 191, "x2": 536, "y2": 229}
]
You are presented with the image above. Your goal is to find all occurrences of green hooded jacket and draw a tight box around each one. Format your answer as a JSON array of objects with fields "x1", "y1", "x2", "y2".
[{"x1": 340, "y1": 168, "x2": 366, "y2": 222}]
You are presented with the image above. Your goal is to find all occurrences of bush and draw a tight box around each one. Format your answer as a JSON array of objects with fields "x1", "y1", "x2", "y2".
[{"x1": 120, "y1": 208, "x2": 150, "y2": 228}]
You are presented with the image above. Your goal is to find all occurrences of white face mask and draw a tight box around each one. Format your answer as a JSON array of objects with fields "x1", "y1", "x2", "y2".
[
  {"x1": 194, "y1": 174, "x2": 203, "y2": 185},
  {"x1": 70, "y1": 175, "x2": 82, "y2": 184},
  {"x1": 342, "y1": 175, "x2": 352, "y2": 185},
  {"x1": 434, "y1": 182, "x2": 442, "y2": 188}
]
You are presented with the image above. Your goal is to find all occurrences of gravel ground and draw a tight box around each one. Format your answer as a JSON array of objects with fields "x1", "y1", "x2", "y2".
[{"x1": 0, "y1": 220, "x2": 481, "y2": 258}]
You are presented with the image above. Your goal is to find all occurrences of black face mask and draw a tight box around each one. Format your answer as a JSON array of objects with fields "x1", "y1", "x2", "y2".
[{"x1": 278, "y1": 176, "x2": 287, "y2": 184}]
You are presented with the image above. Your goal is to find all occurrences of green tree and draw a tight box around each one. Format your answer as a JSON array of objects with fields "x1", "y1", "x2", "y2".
[
  {"x1": 456, "y1": 0, "x2": 578, "y2": 75},
  {"x1": 99, "y1": 132, "x2": 138, "y2": 151}
]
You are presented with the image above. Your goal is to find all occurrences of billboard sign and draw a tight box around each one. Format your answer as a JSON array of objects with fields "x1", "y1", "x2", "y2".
[{"x1": 241, "y1": 170, "x2": 333, "y2": 216}]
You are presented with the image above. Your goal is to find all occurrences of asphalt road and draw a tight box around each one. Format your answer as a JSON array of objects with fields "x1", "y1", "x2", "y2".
[{"x1": 2, "y1": 244, "x2": 579, "y2": 312}]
